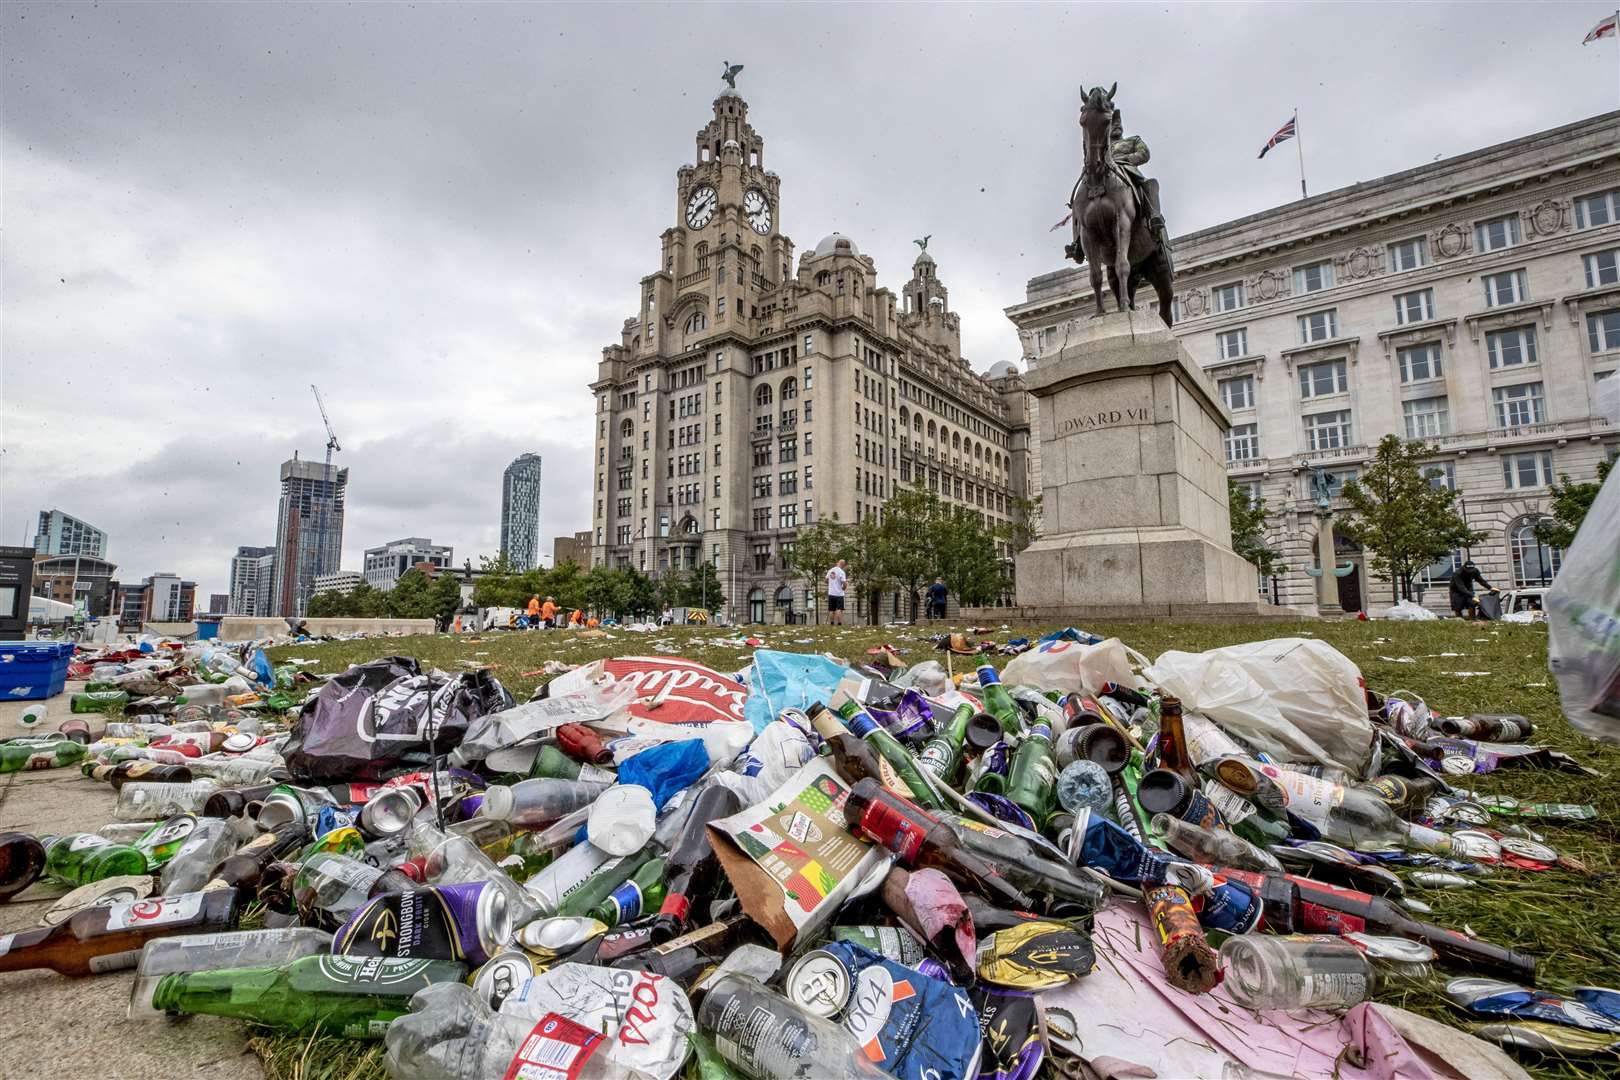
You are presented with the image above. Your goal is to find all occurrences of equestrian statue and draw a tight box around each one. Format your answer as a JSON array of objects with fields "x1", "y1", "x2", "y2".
[{"x1": 1063, "y1": 83, "x2": 1175, "y2": 327}]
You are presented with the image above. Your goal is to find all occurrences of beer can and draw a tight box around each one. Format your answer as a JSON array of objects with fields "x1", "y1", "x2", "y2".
[
  {"x1": 359, "y1": 787, "x2": 420, "y2": 839},
  {"x1": 784, "y1": 948, "x2": 852, "y2": 1018},
  {"x1": 333, "y1": 880, "x2": 512, "y2": 967},
  {"x1": 470, "y1": 948, "x2": 539, "y2": 1011}
]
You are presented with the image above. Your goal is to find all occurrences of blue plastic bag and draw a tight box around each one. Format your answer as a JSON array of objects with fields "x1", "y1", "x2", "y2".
[
  {"x1": 251, "y1": 648, "x2": 274, "y2": 688},
  {"x1": 618, "y1": 738, "x2": 709, "y2": 810},
  {"x1": 744, "y1": 649, "x2": 849, "y2": 733}
]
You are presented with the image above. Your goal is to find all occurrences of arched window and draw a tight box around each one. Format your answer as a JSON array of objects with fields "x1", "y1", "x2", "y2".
[
  {"x1": 620, "y1": 419, "x2": 634, "y2": 439},
  {"x1": 1511, "y1": 518, "x2": 1562, "y2": 587},
  {"x1": 684, "y1": 311, "x2": 708, "y2": 334},
  {"x1": 913, "y1": 414, "x2": 923, "y2": 433},
  {"x1": 816, "y1": 271, "x2": 832, "y2": 287},
  {"x1": 748, "y1": 588, "x2": 765, "y2": 624},
  {"x1": 927, "y1": 420, "x2": 937, "y2": 439},
  {"x1": 899, "y1": 407, "x2": 910, "y2": 427},
  {"x1": 952, "y1": 432, "x2": 962, "y2": 451},
  {"x1": 775, "y1": 586, "x2": 794, "y2": 607},
  {"x1": 755, "y1": 384, "x2": 774, "y2": 407},
  {"x1": 780, "y1": 376, "x2": 798, "y2": 401},
  {"x1": 695, "y1": 242, "x2": 709, "y2": 271}
]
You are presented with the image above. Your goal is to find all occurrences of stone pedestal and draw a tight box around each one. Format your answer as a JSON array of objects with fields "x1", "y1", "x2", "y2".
[{"x1": 1006, "y1": 311, "x2": 1296, "y2": 621}]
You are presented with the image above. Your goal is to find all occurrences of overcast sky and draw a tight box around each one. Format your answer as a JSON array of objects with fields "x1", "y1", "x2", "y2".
[{"x1": 4, "y1": 2, "x2": 1616, "y2": 597}]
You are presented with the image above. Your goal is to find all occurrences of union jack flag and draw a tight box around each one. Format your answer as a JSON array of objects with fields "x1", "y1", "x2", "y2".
[
  {"x1": 1584, "y1": 12, "x2": 1617, "y2": 43},
  {"x1": 1258, "y1": 116, "x2": 1297, "y2": 159}
]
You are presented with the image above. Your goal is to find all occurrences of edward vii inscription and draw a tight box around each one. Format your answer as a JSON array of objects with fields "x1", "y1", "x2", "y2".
[{"x1": 1058, "y1": 405, "x2": 1148, "y2": 435}]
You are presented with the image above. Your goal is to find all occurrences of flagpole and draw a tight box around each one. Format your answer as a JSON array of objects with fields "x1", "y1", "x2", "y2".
[{"x1": 1293, "y1": 108, "x2": 1308, "y2": 199}]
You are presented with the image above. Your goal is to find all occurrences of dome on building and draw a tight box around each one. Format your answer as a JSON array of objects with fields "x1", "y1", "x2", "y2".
[
  {"x1": 987, "y1": 359, "x2": 1020, "y2": 379},
  {"x1": 813, "y1": 232, "x2": 860, "y2": 258},
  {"x1": 914, "y1": 249, "x2": 935, "y2": 265}
]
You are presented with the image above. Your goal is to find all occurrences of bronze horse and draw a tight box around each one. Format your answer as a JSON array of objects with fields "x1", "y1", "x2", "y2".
[{"x1": 1069, "y1": 84, "x2": 1174, "y2": 327}]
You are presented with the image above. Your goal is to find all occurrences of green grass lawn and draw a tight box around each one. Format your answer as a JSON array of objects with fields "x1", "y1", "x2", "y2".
[{"x1": 258, "y1": 618, "x2": 1620, "y2": 1080}]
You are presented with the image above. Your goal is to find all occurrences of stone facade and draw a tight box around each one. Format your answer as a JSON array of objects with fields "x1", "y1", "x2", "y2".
[
  {"x1": 589, "y1": 90, "x2": 1030, "y2": 623},
  {"x1": 1008, "y1": 111, "x2": 1620, "y2": 612}
]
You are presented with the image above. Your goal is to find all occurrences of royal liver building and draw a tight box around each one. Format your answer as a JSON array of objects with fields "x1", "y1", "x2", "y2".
[{"x1": 589, "y1": 82, "x2": 1032, "y2": 623}]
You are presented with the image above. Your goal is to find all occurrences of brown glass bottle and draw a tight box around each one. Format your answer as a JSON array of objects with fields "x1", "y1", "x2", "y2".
[
  {"x1": 1155, "y1": 695, "x2": 1196, "y2": 781},
  {"x1": 203, "y1": 783, "x2": 279, "y2": 819},
  {"x1": 0, "y1": 889, "x2": 238, "y2": 976},
  {"x1": 202, "y1": 822, "x2": 308, "y2": 896},
  {"x1": 806, "y1": 702, "x2": 884, "y2": 787}
]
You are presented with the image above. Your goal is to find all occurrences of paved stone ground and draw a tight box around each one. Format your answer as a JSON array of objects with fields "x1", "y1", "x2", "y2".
[{"x1": 0, "y1": 683, "x2": 264, "y2": 1080}]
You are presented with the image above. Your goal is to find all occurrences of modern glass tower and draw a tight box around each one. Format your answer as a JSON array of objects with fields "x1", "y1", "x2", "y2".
[
  {"x1": 501, "y1": 453, "x2": 543, "y2": 570},
  {"x1": 272, "y1": 456, "x2": 348, "y2": 616}
]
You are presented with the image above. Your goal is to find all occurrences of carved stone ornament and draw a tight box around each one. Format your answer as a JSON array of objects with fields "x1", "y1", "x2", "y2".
[
  {"x1": 1181, "y1": 288, "x2": 1209, "y2": 319},
  {"x1": 1250, "y1": 268, "x2": 1289, "y2": 303},
  {"x1": 1434, "y1": 223, "x2": 1470, "y2": 259},
  {"x1": 1526, "y1": 198, "x2": 1568, "y2": 238},
  {"x1": 1337, "y1": 245, "x2": 1384, "y2": 281}
]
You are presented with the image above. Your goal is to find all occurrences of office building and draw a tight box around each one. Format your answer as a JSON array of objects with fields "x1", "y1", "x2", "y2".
[
  {"x1": 589, "y1": 87, "x2": 1031, "y2": 622},
  {"x1": 1007, "y1": 111, "x2": 1619, "y2": 611},
  {"x1": 553, "y1": 530, "x2": 593, "y2": 567},
  {"x1": 113, "y1": 572, "x2": 196, "y2": 627},
  {"x1": 313, "y1": 570, "x2": 363, "y2": 596},
  {"x1": 33, "y1": 509, "x2": 107, "y2": 559},
  {"x1": 363, "y1": 537, "x2": 452, "y2": 590},
  {"x1": 501, "y1": 453, "x2": 544, "y2": 570},
  {"x1": 229, "y1": 545, "x2": 276, "y2": 616},
  {"x1": 206, "y1": 594, "x2": 228, "y2": 614},
  {"x1": 271, "y1": 455, "x2": 348, "y2": 617},
  {"x1": 32, "y1": 554, "x2": 118, "y2": 617}
]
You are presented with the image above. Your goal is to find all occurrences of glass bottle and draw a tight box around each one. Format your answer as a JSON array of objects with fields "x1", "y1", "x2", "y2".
[
  {"x1": 974, "y1": 665, "x2": 1025, "y2": 738},
  {"x1": 385, "y1": 981, "x2": 620, "y2": 1080},
  {"x1": 42, "y1": 833, "x2": 150, "y2": 885},
  {"x1": 114, "y1": 780, "x2": 219, "y2": 822},
  {"x1": 1219, "y1": 934, "x2": 1374, "y2": 1010},
  {"x1": 0, "y1": 890, "x2": 239, "y2": 976},
  {"x1": 1151, "y1": 814, "x2": 1282, "y2": 873},
  {"x1": 1006, "y1": 721, "x2": 1057, "y2": 823},
  {"x1": 697, "y1": 973, "x2": 891, "y2": 1079},
  {"x1": 476, "y1": 778, "x2": 608, "y2": 827},
  {"x1": 916, "y1": 703, "x2": 976, "y2": 784},
  {"x1": 160, "y1": 819, "x2": 239, "y2": 895},
  {"x1": 651, "y1": 785, "x2": 743, "y2": 942},
  {"x1": 832, "y1": 695, "x2": 946, "y2": 811}
]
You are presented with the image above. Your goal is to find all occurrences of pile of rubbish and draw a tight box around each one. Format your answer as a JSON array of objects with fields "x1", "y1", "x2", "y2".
[{"x1": 1, "y1": 633, "x2": 1613, "y2": 1079}]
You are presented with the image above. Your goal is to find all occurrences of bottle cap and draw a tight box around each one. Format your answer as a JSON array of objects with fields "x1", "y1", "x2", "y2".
[
  {"x1": 588, "y1": 785, "x2": 656, "y2": 856},
  {"x1": 478, "y1": 784, "x2": 514, "y2": 822}
]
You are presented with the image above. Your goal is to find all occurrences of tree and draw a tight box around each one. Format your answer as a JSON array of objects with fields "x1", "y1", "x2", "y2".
[
  {"x1": 997, "y1": 494, "x2": 1043, "y2": 556},
  {"x1": 655, "y1": 569, "x2": 687, "y2": 611},
  {"x1": 844, "y1": 515, "x2": 896, "y2": 625},
  {"x1": 1535, "y1": 458, "x2": 1614, "y2": 549},
  {"x1": 473, "y1": 554, "x2": 524, "y2": 609},
  {"x1": 787, "y1": 517, "x2": 852, "y2": 623},
  {"x1": 1229, "y1": 481, "x2": 1283, "y2": 578},
  {"x1": 610, "y1": 567, "x2": 657, "y2": 620},
  {"x1": 581, "y1": 565, "x2": 618, "y2": 619},
  {"x1": 546, "y1": 560, "x2": 585, "y2": 613},
  {"x1": 936, "y1": 503, "x2": 1004, "y2": 607},
  {"x1": 681, "y1": 562, "x2": 726, "y2": 612},
  {"x1": 385, "y1": 569, "x2": 438, "y2": 619},
  {"x1": 1337, "y1": 435, "x2": 1485, "y2": 604},
  {"x1": 879, "y1": 486, "x2": 944, "y2": 621},
  {"x1": 428, "y1": 573, "x2": 463, "y2": 630}
]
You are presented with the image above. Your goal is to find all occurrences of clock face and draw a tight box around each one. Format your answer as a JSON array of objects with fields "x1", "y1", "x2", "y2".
[
  {"x1": 685, "y1": 185, "x2": 718, "y2": 229},
  {"x1": 744, "y1": 188, "x2": 772, "y2": 234}
]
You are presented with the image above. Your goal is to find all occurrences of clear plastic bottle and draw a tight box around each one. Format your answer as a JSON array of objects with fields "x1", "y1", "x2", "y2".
[
  {"x1": 476, "y1": 778, "x2": 609, "y2": 827},
  {"x1": 386, "y1": 982, "x2": 632, "y2": 1080},
  {"x1": 697, "y1": 973, "x2": 891, "y2": 1079},
  {"x1": 160, "y1": 819, "x2": 240, "y2": 895},
  {"x1": 114, "y1": 780, "x2": 219, "y2": 821},
  {"x1": 129, "y1": 927, "x2": 333, "y2": 1018},
  {"x1": 1219, "y1": 934, "x2": 1374, "y2": 1010},
  {"x1": 292, "y1": 852, "x2": 384, "y2": 922},
  {"x1": 1153, "y1": 814, "x2": 1283, "y2": 873}
]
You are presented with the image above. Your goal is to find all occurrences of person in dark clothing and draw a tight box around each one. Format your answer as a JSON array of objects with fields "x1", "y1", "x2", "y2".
[
  {"x1": 927, "y1": 577, "x2": 948, "y2": 620},
  {"x1": 1448, "y1": 561, "x2": 1497, "y2": 618}
]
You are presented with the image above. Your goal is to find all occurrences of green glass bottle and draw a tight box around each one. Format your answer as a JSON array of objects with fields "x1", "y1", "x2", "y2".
[
  {"x1": 916, "y1": 704, "x2": 976, "y2": 785},
  {"x1": 0, "y1": 739, "x2": 86, "y2": 774},
  {"x1": 833, "y1": 698, "x2": 947, "y2": 811},
  {"x1": 134, "y1": 815, "x2": 200, "y2": 870},
  {"x1": 146, "y1": 955, "x2": 466, "y2": 1038},
  {"x1": 70, "y1": 690, "x2": 129, "y2": 713},
  {"x1": 526, "y1": 744, "x2": 617, "y2": 784},
  {"x1": 975, "y1": 666, "x2": 1024, "y2": 738},
  {"x1": 590, "y1": 856, "x2": 667, "y2": 926},
  {"x1": 42, "y1": 833, "x2": 150, "y2": 885},
  {"x1": 556, "y1": 846, "x2": 656, "y2": 919},
  {"x1": 1006, "y1": 722, "x2": 1057, "y2": 824}
]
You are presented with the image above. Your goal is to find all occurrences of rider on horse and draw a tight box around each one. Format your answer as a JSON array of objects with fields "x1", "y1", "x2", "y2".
[{"x1": 1066, "y1": 106, "x2": 1170, "y2": 266}]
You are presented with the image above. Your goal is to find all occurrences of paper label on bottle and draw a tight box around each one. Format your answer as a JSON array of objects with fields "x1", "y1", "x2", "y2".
[
  {"x1": 1261, "y1": 766, "x2": 1343, "y2": 827},
  {"x1": 0, "y1": 933, "x2": 12, "y2": 957},
  {"x1": 68, "y1": 834, "x2": 112, "y2": 852},
  {"x1": 1299, "y1": 969, "x2": 1369, "y2": 1005},
  {"x1": 87, "y1": 949, "x2": 142, "y2": 973},
  {"x1": 577, "y1": 762, "x2": 617, "y2": 785},
  {"x1": 1202, "y1": 779, "x2": 1258, "y2": 824},
  {"x1": 503, "y1": 1013, "x2": 606, "y2": 1080},
  {"x1": 104, "y1": 892, "x2": 205, "y2": 931}
]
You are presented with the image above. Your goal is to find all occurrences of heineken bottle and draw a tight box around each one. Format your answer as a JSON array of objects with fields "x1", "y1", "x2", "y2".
[
  {"x1": 0, "y1": 890, "x2": 238, "y2": 976},
  {"x1": 142, "y1": 954, "x2": 466, "y2": 1038},
  {"x1": 0, "y1": 738, "x2": 87, "y2": 774},
  {"x1": 590, "y1": 857, "x2": 666, "y2": 926},
  {"x1": 71, "y1": 690, "x2": 130, "y2": 713},
  {"x1": 916, "y1": 703, "x2": 976, "y2": 785},
  {"x1": 975, "y1": 665, "x2": 1025, "y2": 738},
  {"x1": 832, "y1": 694, "x2": 946, "y2": 811},
  {"x1": 134, "y1": 814, "x2": 200, "y2": 870},
  {"x1": 525, "y1": 743, "x2": 617, "y2": 784},
  {"x1": 43, "y1": 833, "x2": 150, "y2": 885},
  {"x1": 1006, "y1": 722, "x2": 1057, "y2": 824}
]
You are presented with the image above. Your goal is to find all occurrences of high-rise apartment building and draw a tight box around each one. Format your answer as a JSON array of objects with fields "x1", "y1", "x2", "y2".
[
  {"x1": 33, "y1": 509, "x2": 107, "y2": 559},
  {"x1": 501, "y1": 453, "x2": 543, "y2": 570},
  {"x1": 271, "y1": 456, "x2": 348, "y2": 617},
  {"x1": 589, "y1": 88, "x2": 1031, "y2": 623},
  {"x1": 229, "y1": 545, "x2": 276, "y2": 616},
  {"x1": 363, "y1": 537, "x2": 453, "y2": 590},
  {"x1": 1007, "y1": 111, "x2": 1620, "y2": 612}
]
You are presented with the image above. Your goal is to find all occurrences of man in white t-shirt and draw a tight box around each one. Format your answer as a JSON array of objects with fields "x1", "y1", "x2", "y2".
[{"x1": 825, "y1": 559, "x2": 848, "y2": 625}]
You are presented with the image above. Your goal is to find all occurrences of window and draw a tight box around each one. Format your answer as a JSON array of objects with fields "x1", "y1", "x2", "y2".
[
  {"x1": 780, "y1": 377, "x2": 798, "y2": 401},
  {"x1": 803, "y1": 365, "x2": 814, "y2": 390},
  {"x1": 1482, "y1": 269, "x2": 1528, "y2": 307},
  {"x1": 684, "y1": 311, "x2": 707, "y2": 333},
  {"x1": 804, "y1": 334, "x2": 814, "y2": 355},
  {"x1": 1213, "y1": 282, "x2": 1245, "y2": 312},
  {"x1": 1298, "y1": 309, "x2": 1338, "y2": 343},
  {"x1": 1293, "y1": 261, "x2": 1334, "y2": 294},
  {"x1": 1589, "y1": 310, "x2": 1620, "y2": 353},
  {"x1": 1475, "y1": 214, "x2": 1521, "y2": 253},
  {"x1": 1501, "y1": 451, "x2": 1554, "y2": 490},
  {"x1": 1298, "y1": 358, "x2": 1348, "y2": 398},
  {"x1": 1584, "y1": 250, "x2": 1620, "y2": 289},
  {"x1": 1575, "y1": 188, "x2": 1620, "y2": 230},
  {"x1": 1402, "y1": 396, "x2": 1450, "y2": 438},
  {"x1": 1303, "y1": 409, "x2": 1353, "y2": 451},
  {"x1": 779, "y1": 503, "x2": 798, "y2": 528},
  {"x1": 804, "y1": 432, "x2": 813, "y2": 456},
  {"x1": 1511, "y1": 519, "x2": 1562, "y2": 587},
  {"x1": 714, "y1": 384, "x2": 722, "y2": 405},
  {"x1": 1217, "y1": 328, "x2": 1248, "y2": 360},
  {"x1": 751, "y1": 508, "x2": 772, "y2": 532},
  {"x1": 1219, "y1": 374, "x2": 1255, "y2": 411},
  {"x1": 1233, "y1": 479, "x2": 1262, "y2": 505},
  {"x1": 804, "y1": 465, "x2": 814, "y2": 489},
  {"x1": 1486, "y1": 326, "x2": 1538, "y2": 368},
  {"x1": 1492, "y1": 382, "x2": 1546, "y2": 427},
  {"x1": 716, "y1": 297, "x2": 726, "y2": 317},
  {"x1": 1225, "y1": 423, "x2": 1259, "y2": 463},
  {"x1": 779, "y1": 437, "x2": 797, "y2": 463},
  {"x1": 1418, "y1": 549, "x2": 1462, "y2": 590},
  {"x1": 804, "y1": 497, "x2": 815, "y2": 522},
  {"x1": 1424, "y1": 461, "x2": 1457, "y2": 490},
  {"x1": 1389, "y1": 236, "x2": 1429, "y2": 273},
  {"x1": 779, "y1": 470, "x2": 797, "y2": 495},
  {"x1": 752, "y1": 543, "x2": 771, "y2": 571},
  {"x1": 803, "y1": 400, "x2": 813, "y2": 422},
  {"x1": 753, "y1": 475, "x2": 772, "y2": 498},
  {"x1": 754, "y1": 384, "x2": 773, "y2": 407},
  {"x1": 615, "y1": 525, "x2": 631, "y2": 545},
  {"x1": 753, "y1": 444, "x2": 771, "y2": 467},
  {"x1": 1394, "y1": 288, "x2": 1434, "y2": 325},
  {"x1": 712, "y1": 509, "x2": 721, "y2": 530}
]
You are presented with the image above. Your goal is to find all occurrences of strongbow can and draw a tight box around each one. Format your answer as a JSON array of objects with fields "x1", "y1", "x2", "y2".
[{"x1": 332, "y1": 880, "x2": 511, "y2": 966}]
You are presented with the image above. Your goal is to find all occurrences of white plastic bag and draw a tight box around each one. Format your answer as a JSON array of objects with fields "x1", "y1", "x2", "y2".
[
  {"x1": 1548, "y1": 464, "x2": 1620, "y2": 743},
  {"x1": 999, "y1": 637, "x2": 1142, "y2": 695},
  {"x1": 1147, "y1": 637, "x2": 1374, "y2": 774},
  {"x1": 1377, "y1": 599, "x2": 1438, "y2": 621}
]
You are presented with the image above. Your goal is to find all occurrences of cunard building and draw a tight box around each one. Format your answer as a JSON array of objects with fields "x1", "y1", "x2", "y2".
[{"x1": 589, "y1": 85, "x2": 1032, "y2": 623}]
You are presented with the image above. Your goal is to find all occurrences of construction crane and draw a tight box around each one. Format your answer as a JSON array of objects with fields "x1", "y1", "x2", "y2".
[{"x1": 310, "y1": 384, "x2": 342, "y2": 605}]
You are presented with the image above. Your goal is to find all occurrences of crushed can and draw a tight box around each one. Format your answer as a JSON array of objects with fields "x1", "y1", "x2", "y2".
[
  {"x1": 1446, "y1": 977, "x2": 1620, "y2": 1034},
  {"x1": 814, "y1": 940, "x2": 981, "y2": 1080}
]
